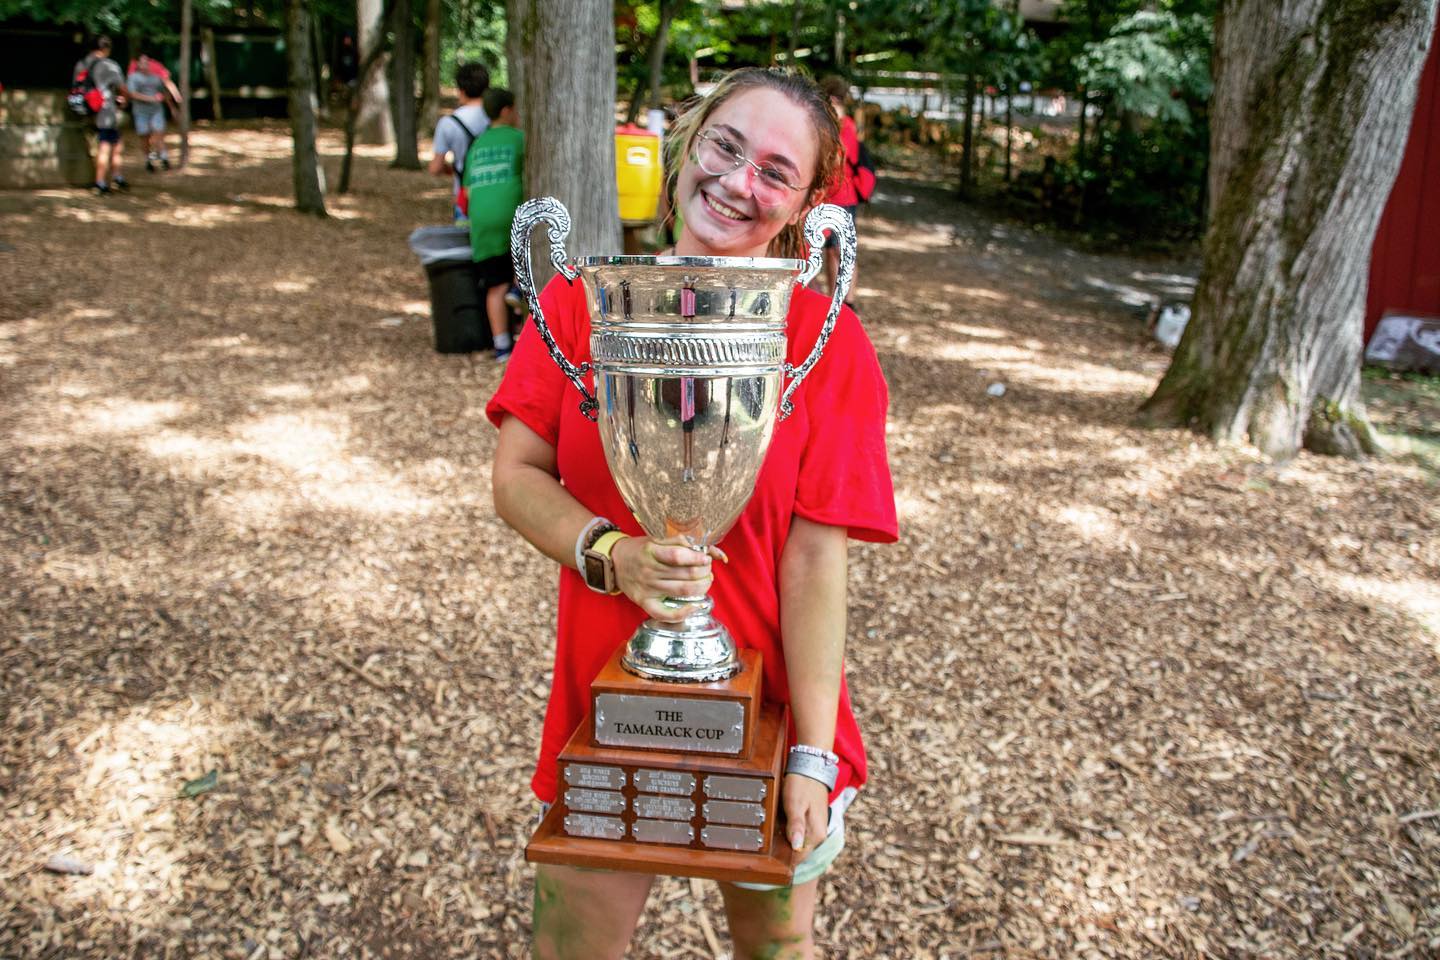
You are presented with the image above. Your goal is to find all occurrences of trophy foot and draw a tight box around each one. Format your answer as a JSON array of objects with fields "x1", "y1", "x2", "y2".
[{"x1": 621, "y1": 596, "x2": 741, "y2": 683}]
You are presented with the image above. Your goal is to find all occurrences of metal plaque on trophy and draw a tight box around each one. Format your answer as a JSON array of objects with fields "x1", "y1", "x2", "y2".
[{"x1": 512, "y1": 197, "x2": 856, "y2": 885}]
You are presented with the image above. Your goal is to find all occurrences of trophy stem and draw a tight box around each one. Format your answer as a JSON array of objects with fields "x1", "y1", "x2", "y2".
[{"x1": 621, "y1": 595, "x2": 742, "y2": 683}]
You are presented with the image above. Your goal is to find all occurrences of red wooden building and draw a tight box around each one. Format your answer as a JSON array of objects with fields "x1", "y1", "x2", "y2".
[{"x1": 1367, "y1": 15, "x2": 1440, "y2": 340}]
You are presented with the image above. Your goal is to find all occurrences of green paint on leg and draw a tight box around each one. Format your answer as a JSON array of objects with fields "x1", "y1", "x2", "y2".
[
  {"x1": 751, "y1": 935, "x2": 806, "y2": 960},
  {"x1": 532, "y1": 872, "x2": 584, "y2": 958}
]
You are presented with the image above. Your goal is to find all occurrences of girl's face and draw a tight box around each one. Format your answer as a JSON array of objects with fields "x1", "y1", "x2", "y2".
[{"x1": 674, "y1": 87, "x2": 819, "y2": 259}]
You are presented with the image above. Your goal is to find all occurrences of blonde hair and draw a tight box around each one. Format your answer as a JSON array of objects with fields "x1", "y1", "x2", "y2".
[{"x1": 664, "y1": 68, "x2": 842, "y2": 260}]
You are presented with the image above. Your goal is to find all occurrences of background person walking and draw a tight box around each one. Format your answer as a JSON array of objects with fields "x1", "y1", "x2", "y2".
[
  {"x1": 74, "y1": 36, "x2": 129, "y2": 195},
  {"x1": 126, "y1": 48, "x2": 182, "y2": 172},
  {"x1": 462, "y1": 88, "x2": 523, "y2": 362},
  {"x1": 428, "y1": 62, "x2": 490, "y2": 224}
]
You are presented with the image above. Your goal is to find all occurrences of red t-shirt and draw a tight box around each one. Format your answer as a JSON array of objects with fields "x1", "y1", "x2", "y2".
[
  {"x1": 486, "y1": 274, "x2": 898, "y2": 804},
  {"x1": 824, "y1": 116, "x2": 861, "y2": 207}
]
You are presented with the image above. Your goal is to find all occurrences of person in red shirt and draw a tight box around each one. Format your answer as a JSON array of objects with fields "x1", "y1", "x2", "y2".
[
  {"x1": 818, "y1": 75, "x2": 862, "y2": 310},
  {"x1": 488, "y1": 67, "x2": 897, "y2": 960}
]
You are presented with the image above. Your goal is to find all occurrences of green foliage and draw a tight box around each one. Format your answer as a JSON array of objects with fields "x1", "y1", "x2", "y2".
[
  {"x1": 1077, "y1": 10, "x2": 1210, "y2": 124},
  {"x1": 441, "y1": 0, "x2": 507, "y2": 88}
]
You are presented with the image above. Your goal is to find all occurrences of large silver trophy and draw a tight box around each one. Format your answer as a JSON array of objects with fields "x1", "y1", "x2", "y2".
[{"x1": 511, "y1": 198, "x2": 856, "y2": 684}]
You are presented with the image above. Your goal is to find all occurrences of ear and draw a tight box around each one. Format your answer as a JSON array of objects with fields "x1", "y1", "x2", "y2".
[{"x1": 787, "y1": 197, "x2": 816, "y2": 227}]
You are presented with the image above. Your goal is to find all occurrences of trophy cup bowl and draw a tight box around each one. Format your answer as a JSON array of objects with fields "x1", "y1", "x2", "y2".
[{"x1": 511, "y1": 198, "x2": 855, "y2": 684}]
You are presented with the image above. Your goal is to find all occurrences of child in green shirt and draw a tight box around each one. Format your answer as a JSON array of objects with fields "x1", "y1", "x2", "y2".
[{"x1": 463, "y1": 89, "x2": 524, "y2": 362}]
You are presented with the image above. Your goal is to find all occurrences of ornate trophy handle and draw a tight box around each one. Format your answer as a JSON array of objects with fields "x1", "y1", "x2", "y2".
[
  {"x1": 783, "y1": 204, "x2": 856, "y2": 420},
  {"x1": 510, "y1": 197, "x2": 596, "y2": 421}
]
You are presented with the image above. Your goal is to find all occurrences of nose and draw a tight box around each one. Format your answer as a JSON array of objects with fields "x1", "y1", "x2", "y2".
[{"x1": 716, "y1": 162, "x2": 754, "y2": 196}]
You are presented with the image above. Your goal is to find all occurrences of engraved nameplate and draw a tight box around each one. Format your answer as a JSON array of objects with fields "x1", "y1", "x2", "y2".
[
  {"x1": 701, "y1": 825, "x2": 764, "y2": 851},
  {"x1": 564, "y1": 813, "x2": 626, "y2": 840},
  {"x1": 634, "y1": 770, "x2": 696, "y2": 796},
  {"x1": 564, "y1": 764, "x2": 627, "y2": 791},
  {"x1": 633, "y1": 819, "x2": 695, "y2": 845},
  {"x1": 565, "y1": 787, "x2": 626, "y2": 815},
  {"x1": 704, "y1": 800, "x2": 766, "y2": 827},
  {"x1": 704, "y1": 776, "x2": 767, "y2": 803},
  {"x1": 593, "y1": 693, "x2": 744, "y2": 754},
  {"x1": 634, "y1": 795, "x2": 695, "y2": 821}
]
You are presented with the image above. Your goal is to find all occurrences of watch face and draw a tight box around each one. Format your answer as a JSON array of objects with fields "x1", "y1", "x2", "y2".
[{"x1": 583, "y1": 552, "x2": 608, "y2": 591}]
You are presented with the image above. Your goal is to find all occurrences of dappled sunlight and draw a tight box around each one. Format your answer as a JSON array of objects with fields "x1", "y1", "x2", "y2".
[
  {"x1": 1323, "y1": 571, "x2": 1440, "y2": 639},
  {"x1": 862, "y1": 229, "x2": 949, "y2": 254},
  {"x1": 940, "y1": 321, "x2": 1008, "y2": 339},
  {"x1": 53, "y1": 205, "x2": 136, "y2": 225},
  {"x1": 142, "y1": 203, "x2": 270, "y2": 228},
  {"x1": 23, "y1": 704, "x2": 241, "y2": 933},
  {"x1": 986, "y1": 356, "x2": 1159, "y2": 396},
  {"x1": 257, "y1": 381, "x2": 315, "y2": 401},
  {"x1": 1052, "y1": 503, "x2": 1126, "y2": 545},
  {"x1": 73, "y1": 398, "x2": 189, "y2": 435},
  {"x1": 1083, "y1": 274, "x2": 1158, "y2": 308},
  {"x1": 138, "y1": 411, "x2": 438, "y2": 524}
]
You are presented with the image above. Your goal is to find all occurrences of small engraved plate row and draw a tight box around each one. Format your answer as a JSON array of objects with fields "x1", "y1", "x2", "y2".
[
  {"x1": 701, "y1": 825, "x2": 764, "y2": 852},
  {"x1": 566, "y1": 787, "x2": 626, "y2": 815},
  {"x1": 565, "y1": 764, "x2": 627, "y2": 791},
  {"x1": 634, "y1": 769, "x2": 696, "y2": 796},
  {"x1": 704, "y1": 775, "x2": 767, "y2": 803},
  {"x1": 634, "y1": 795, "x2": 695, "y2": 822},
  {"x1": 704, "y1": 800, "x2": 766, "y2": 826},
  {"x1": 633, "y1": 819, "x2": 695, "y2": 845},
  {"x1": 565, "y1": 813, "x2": 627, "y2": 840}
]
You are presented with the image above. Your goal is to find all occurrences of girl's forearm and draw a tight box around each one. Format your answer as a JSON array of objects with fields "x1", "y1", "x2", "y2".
[
  {"x1": 492, "y1": 428, "x2": 594, "y2": 571},
  {"x1": 778, "y1": 517, "x2": 848, "y2": 751}
]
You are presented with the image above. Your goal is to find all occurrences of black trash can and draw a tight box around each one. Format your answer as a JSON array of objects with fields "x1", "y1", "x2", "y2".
[{"x1": 407, "y1": 226, "x2": 491, "y2": 354}]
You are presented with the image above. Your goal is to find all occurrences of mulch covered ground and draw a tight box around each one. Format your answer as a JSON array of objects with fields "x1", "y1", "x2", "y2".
[{"x1": 2, "y1": 122, "x2": 1437, "y2": 960}]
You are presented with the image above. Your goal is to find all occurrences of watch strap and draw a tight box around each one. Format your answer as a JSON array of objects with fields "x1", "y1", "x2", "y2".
[{"x1": 584, "y1": 530, "x2": 629, "y2": 595}]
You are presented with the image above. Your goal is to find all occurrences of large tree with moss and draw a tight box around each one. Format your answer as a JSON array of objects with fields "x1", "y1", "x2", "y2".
[{"x1": 1142, "y1": 0, "x2": 1439, "y2": 459}]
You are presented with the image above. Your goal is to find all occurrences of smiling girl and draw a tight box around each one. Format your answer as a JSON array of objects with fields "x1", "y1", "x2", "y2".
[{"x1": 488, "y1": 68, "x2": 897, "y2": 960}]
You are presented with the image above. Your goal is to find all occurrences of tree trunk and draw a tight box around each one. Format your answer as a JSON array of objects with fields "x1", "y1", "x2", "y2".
[
  {"x1": 311, "y1": 9, "x2": 328, "y2": 120},
  {"x1": 1142, "y1": 0, "x2": 1439, "y2": 460},
  {"x1": 959, "y1": 72, "x2": 977, "y2": 198},
  {"x1": 510, "y1": 0, "x2": 622, "y2": 259},
  {"x1": 646, "y1": 0, "x2": 676, "y2": 112},
  {"x1": 421, "y1": 0, "x2": 441, "y2": 132},
  {"x1": 286, "y1": 0, "x2": 328, "y2": 215},
  {"x1": 506, "y1": 0, "x2": 524, "y2": 109},
  {"x1": 356, "y1": 0, "x2": 394, "y2": 144},
  {"x1": 389, "y1": 0, "x2": 421, "y2": 168},
  {"x1": 202, "y1": 28, "x2": 223, "y2": 121},
  {"x1": 178, "y1": 0, "x2": 193, "y2": 166},
  {"x1": 1004, "y1": 88, "x2": 1012, "y2": 183},
  {"x1": 1073, "y1": 88, "x2": 1088, "y2": 224},
  {"x1": 340, "y1": 0, "x2": 398, "y2": 192}
]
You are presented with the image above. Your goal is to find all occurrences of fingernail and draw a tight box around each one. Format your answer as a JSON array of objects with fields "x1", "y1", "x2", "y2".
[{"x1": 790, "y1": 831, "x2": 804, "y2": 850}]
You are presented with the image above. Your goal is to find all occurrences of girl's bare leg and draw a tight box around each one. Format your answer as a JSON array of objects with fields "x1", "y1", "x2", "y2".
[
  {"x1": 532, "y1": 864, "x2": 654, "y2": 960},
  {"x1": 718, "y1": 877, "x2": 821, "y2": 960}
]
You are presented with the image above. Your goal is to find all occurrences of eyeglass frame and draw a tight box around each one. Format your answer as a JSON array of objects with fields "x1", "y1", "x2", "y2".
[{"x1": 691, "y1": 129, "x2": 809, "y2": 200}]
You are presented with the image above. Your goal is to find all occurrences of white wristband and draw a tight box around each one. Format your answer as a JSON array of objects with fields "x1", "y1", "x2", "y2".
[{"x1": 574, "y1": 516, "x2": 610, "y2": 574}]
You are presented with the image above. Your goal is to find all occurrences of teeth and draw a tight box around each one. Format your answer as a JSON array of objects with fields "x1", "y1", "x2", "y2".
[{"x1": 705, "y1": 192, "x2": 747, "y2": 221}]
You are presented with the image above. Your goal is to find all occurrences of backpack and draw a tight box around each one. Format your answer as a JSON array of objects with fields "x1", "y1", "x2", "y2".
[
  {"x1": 68, "y1": 55, "x2": 105, "y2": 116},
  {"x1": 447, "y1": 113, "x2": 479, "y2": 216},
  {"x1": 849, "y1": 142, "x2": 877, "y2": 204}
]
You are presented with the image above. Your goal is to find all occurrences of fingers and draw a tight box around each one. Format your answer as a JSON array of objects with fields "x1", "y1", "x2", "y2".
[
  {"x1": 648, "y1": 541, "x2": 712, "y2": 570},
  {"x1": 783, "y1": 774, "x2": 830, "y2": 853}
]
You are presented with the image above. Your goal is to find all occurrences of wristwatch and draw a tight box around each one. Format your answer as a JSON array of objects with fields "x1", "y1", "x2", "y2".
[{"x1": 582, "y1": 529, "x2": 628, "y2": 595}]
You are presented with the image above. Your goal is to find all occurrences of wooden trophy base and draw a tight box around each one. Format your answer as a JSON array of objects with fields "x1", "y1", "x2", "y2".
[{"x1": 526, "y1": 648, "x2": 797, "y2": 886}]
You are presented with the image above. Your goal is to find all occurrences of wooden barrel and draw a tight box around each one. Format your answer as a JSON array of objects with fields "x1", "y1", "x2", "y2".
[{"x1": 0, "y1": 88, "x2": 93, "y2": 188}]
